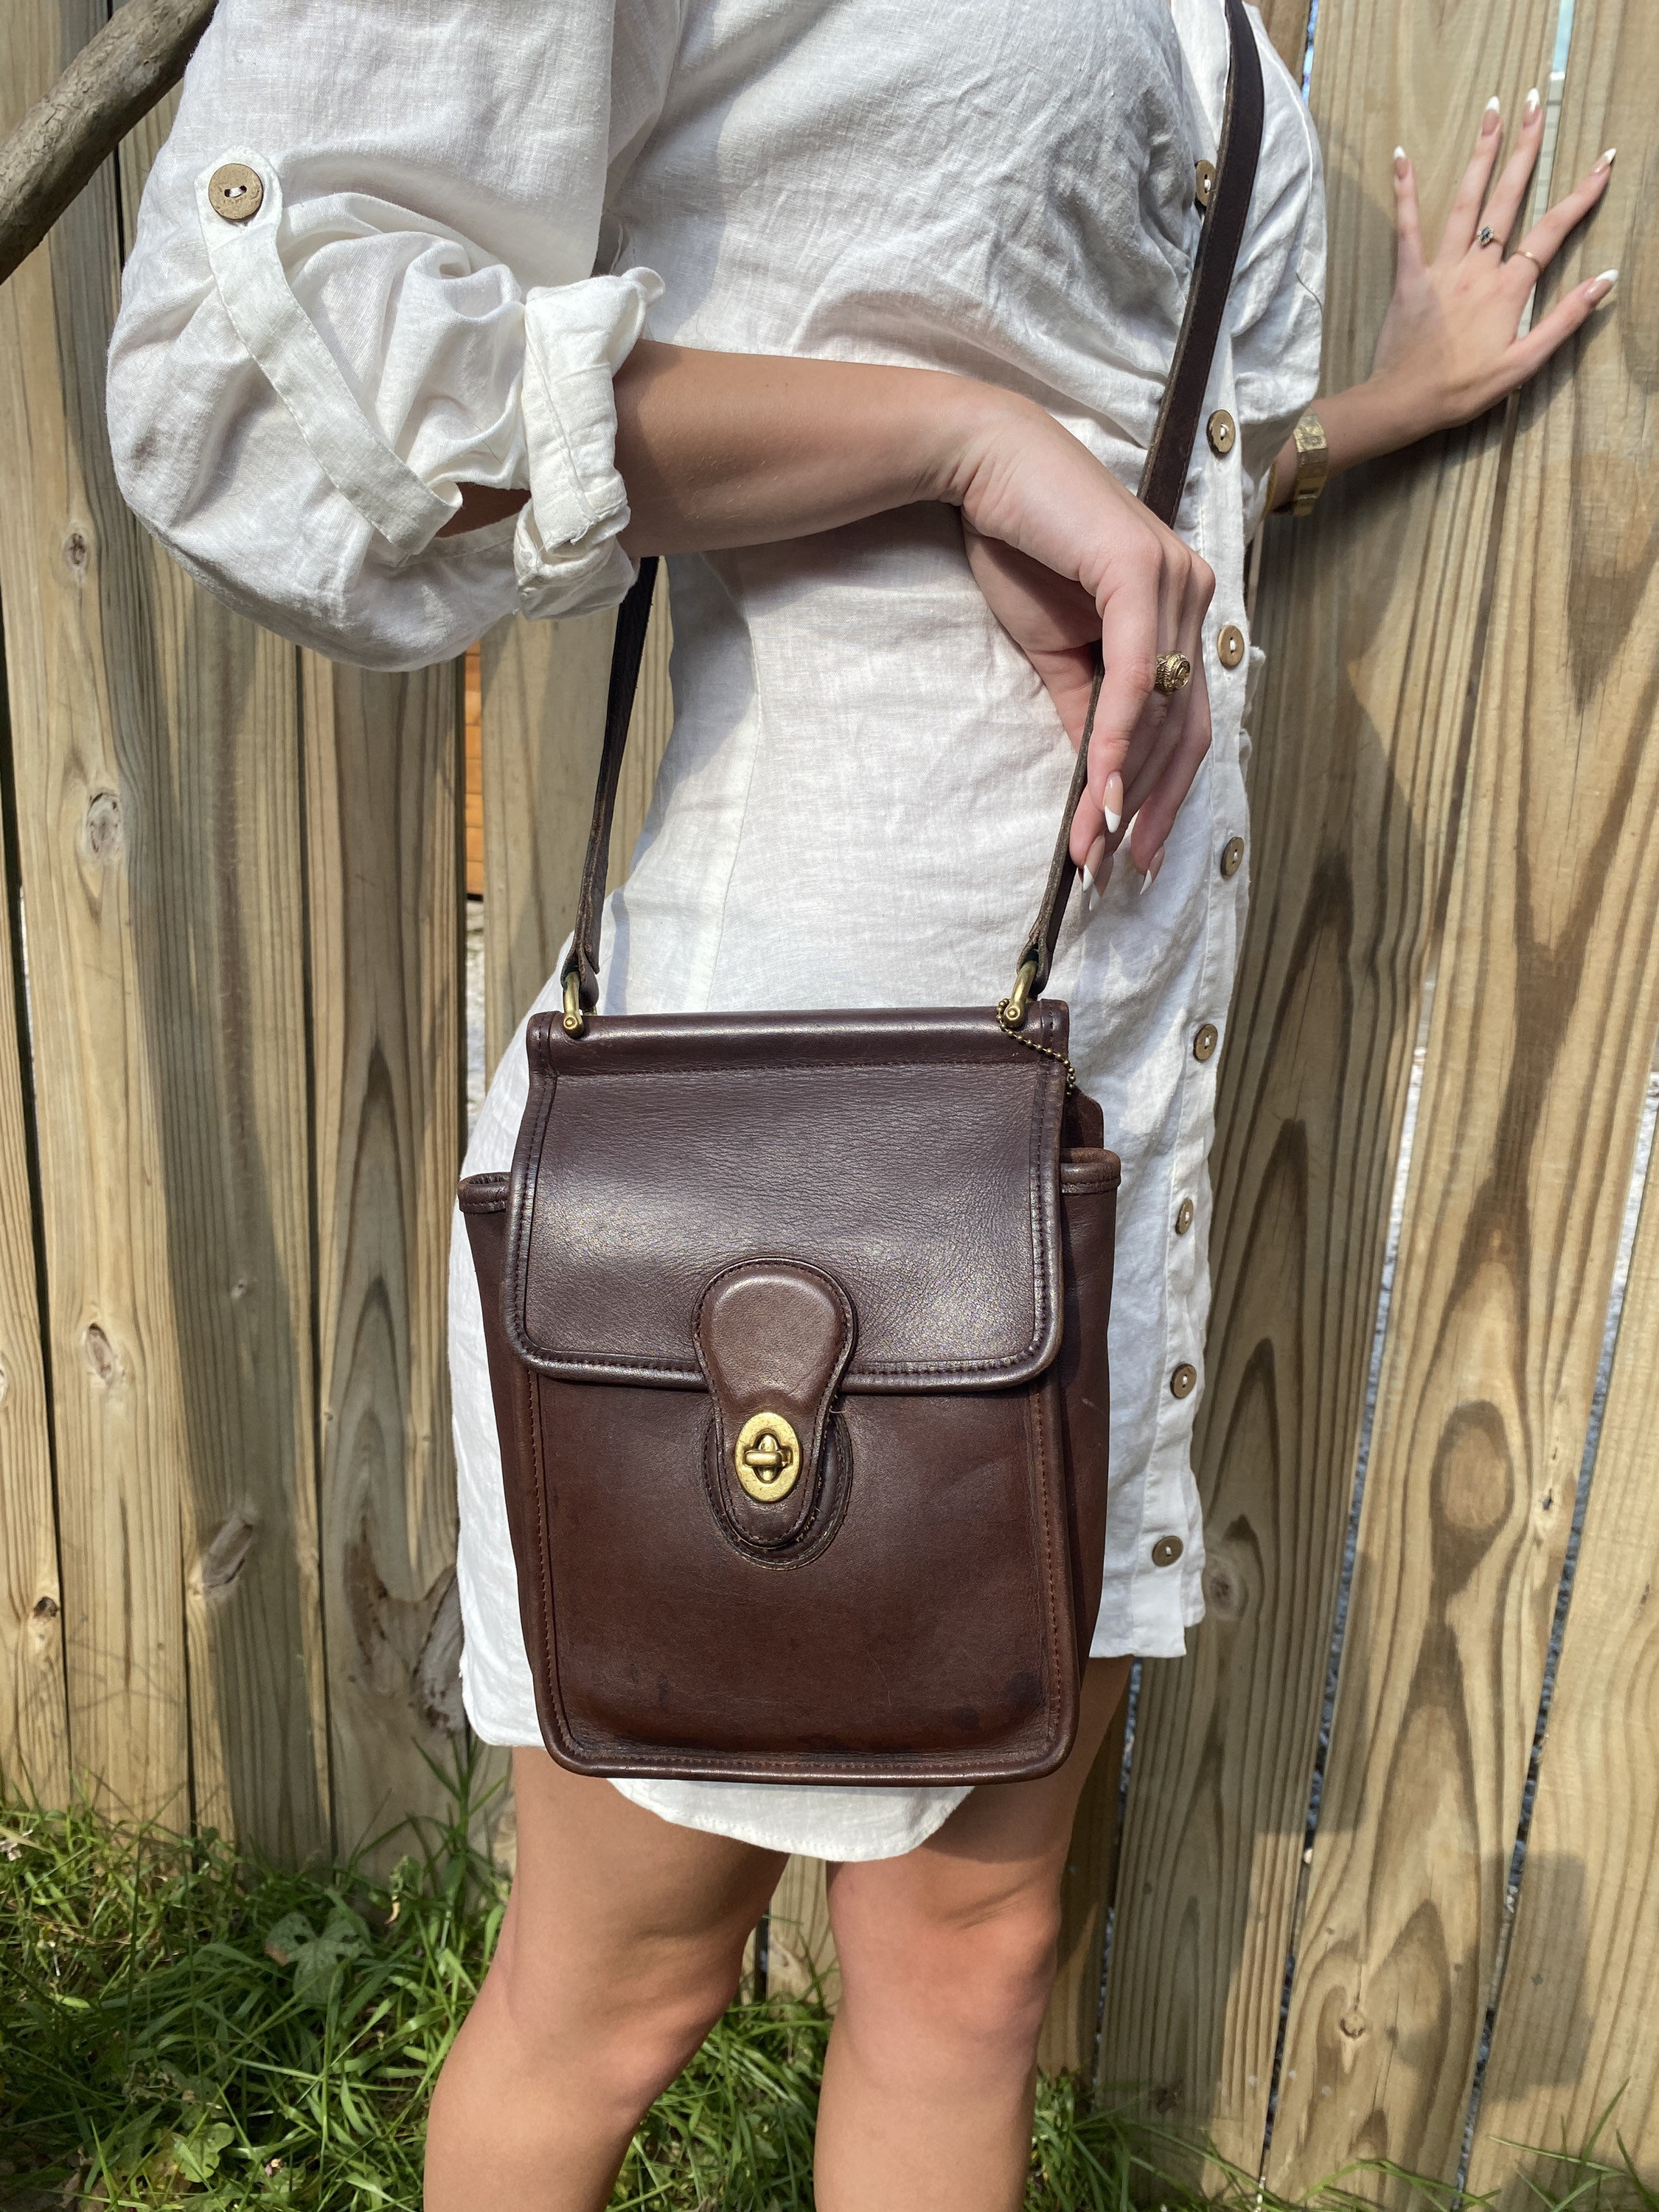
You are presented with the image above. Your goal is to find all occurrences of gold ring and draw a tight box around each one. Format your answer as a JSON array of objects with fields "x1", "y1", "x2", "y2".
[
  {"x1": 1155, "y1": 652, "x2": 1193, "y2": 695},
  {"x1": 1512, "y1": 246, "x2": 1545, "y2": 276}
]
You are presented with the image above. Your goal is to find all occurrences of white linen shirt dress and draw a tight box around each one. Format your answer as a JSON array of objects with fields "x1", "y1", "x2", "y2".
[{"x1": 108, "y1": 0, "x2": 1325, "y2": 1861}]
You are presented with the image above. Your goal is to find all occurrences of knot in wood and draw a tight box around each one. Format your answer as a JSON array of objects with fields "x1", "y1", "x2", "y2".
[
  {"x1": 1202, "y1": 1559, "x2": 1245, "y2": 1618},
  {"x1": 1339, "y1": 2006, "x2": 1367, "y2": 2039},
  {"x1": 83, "y1": 789, "x2": 123, "y2": 864},
  {"x1": 63, "y1": 529, "x2": 89, "y2": 573},
  {"x1": 198, "y1": 1509, "x2": 259, "y2": 1595},
  {"x1": 32, "y1": 1593, "x2": 59, "y2": 1621},
  {"x1": 80, "y1": 1322, "x2": 122, "y2": 1385}
]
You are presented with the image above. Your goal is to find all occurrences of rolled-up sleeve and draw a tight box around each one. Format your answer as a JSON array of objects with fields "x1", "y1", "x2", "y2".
[{"x1": 108, "y1": 0, "x2": 672, "y2": 669}]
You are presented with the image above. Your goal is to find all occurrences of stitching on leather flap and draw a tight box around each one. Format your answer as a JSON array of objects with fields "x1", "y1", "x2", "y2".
[{"x1": 501, "y1": 1042, "x2": 1068, "y2": 1393}]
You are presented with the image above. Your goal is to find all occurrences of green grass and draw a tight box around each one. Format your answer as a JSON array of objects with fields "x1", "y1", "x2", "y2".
[{"x1": 0, "y1": 1783, "x2": 1652, "y2": 2212}]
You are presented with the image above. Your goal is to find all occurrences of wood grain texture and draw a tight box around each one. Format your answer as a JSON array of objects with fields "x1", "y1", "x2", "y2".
[
  {"x1": 1266, "y1": 6, "x2": 1659, "y2": 2188},
  {"x1": 304, "y1": 655, "x2": 467, "y2": 1863},
  {"x1": 480, "y1": 591, "x2": 673, "y2": 1073},
  {"x1": 0, "y1": 720, "x2": 66, "y2": 1806},
  {"x1": 1097, "y1": 0, "x2": 1555, "y2": 2169},
  {"x1": 1465, "y1": 1161, "x2": 1659, "y2": 2198},
  {"x1": 767, "y1": 1856, "x2": 841, "y2": 2008},
  {"x1": 1256, "y1": 0, "x2": 1312, "y2": 79},
  {"x1": 0, "y1": 0, "x2": 194, "y2": 1826},
  {"x1": 465, "y1": 644, "x2": 484, "y2": 900},
  {"x1": 1444, "y1": 9, "x2": 1659, "y2": 2187},
  {"x1": 105, "y1": 93, "x2": 327, "y2": 1862}
]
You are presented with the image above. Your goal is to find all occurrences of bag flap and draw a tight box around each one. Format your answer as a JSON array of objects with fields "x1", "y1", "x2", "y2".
[{"x1": 504, "y1": 1004, "x2": 1071, "y2": 1392}]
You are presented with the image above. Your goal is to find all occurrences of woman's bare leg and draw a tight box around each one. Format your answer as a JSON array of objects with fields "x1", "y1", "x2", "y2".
[
  {"x1": 813, "y1": 1657, "x2": 1134, "y2": 2212},
  {"x1": 424, "y1": 1749, "x2": 783, "y2": 2212}
]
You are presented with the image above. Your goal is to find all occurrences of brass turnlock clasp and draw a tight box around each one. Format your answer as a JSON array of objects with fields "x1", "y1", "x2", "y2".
[{"x1": 734, "y1": 1411, "x2": 801, "y2": 1502}]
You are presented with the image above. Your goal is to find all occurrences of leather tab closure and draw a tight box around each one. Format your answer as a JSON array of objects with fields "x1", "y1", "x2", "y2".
[{"x1": 695, "y1": 1261, "x2": 855, "y2": 1551}]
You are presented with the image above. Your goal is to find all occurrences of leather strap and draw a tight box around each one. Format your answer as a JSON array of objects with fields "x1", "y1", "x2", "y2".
[
  {"x1": 563, "y1": 0, "x2": 1265, "y2": 1019},
  {"x1": 1015, "y1": 0, "x2": 1264, "y2": 1003},
  {"x1": 566, "y1": 550, "x2": 661, "y2": 1011}
]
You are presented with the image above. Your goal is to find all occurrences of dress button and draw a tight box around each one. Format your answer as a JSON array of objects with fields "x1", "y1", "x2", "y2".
[
  {"x1": 1169, "y1": 1364, "x2": 1197, "y2": 1399},
  {"x1": 1217, "y1": 624, "x2": 1246, "y2": 669},
  {"x1": 1175, "y1": 1197, "x2": 1194, "y2": 1235},
  {"x1": 1193, "y1": 1022, "x2": 1219, "y2": 1062},
  {"x1": 1207, "y1": 408, "x2": 1237, "y2": 457},
  {"x1": 1220, "y1": 835, "x2": 1245, "y2": 880},
  {"x1": 1194, "y1": 159, "x2": 1217, "y2": 209},
  {"x1": 1151, "y1": 1534, "x2": 1185, "y2": 1568},
  {"x1": 207, "y1": 162, "x2": 265, "y2": 223}
]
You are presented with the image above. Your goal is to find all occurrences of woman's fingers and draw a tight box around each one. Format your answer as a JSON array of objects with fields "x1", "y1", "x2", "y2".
[
  {"x1": 1502, "y1": 267, "x2": 1618, "y2": 385},
  {"x1": 1094, "y1": 540, "x2": 1213, "y2": 879},
  {"x1": 1392, "y1": 147, "x2": 1425, "y2": 280},
  {"x1": 1514, "y1": 147, "x2": 1616, "y2": 275},
  {"x1": 1440, "y1": 94, "x2": 1506, "y2": 259},
  {"x1": 1477, "y1": 84, "x2": 1545, "y2": 248},
  {"x1": 1130, "y1": 669, "x2": 1215, "y2": 872},
  {"x1": 1068, "y1": 552, "x2": 1163, "y2": 865},
  {"x1": 1118, "y1": 573, "x2": 1209, "y2": 835}
]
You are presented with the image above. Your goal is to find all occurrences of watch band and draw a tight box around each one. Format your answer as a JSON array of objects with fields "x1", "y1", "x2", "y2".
[{"x1": 1290, "y1": 408, "x2": 1329, "y2": 515}]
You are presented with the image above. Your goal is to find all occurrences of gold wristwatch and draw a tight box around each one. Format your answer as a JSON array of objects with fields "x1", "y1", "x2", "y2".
[{"x1": 1287, "y1": 408, "x2": 1329, "y2": 515}]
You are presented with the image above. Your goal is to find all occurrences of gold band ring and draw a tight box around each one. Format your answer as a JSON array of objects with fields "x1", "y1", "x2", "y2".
[
  {"x1": 1512, "y1": 246, "x2": 1545, "y2": 276},
  {"x1": 1155, "y1": 651, "x2": 1193, "y2": 695}
]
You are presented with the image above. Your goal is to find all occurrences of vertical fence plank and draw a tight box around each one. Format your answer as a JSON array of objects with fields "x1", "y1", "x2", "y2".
[
  {"x1": 108, "y1": 94, "x2": 329, "y2": 1863},
  {"x1": 1466, "y1": 1149, "x2": 1659, "y2": 2197},
  {"x1": 0, "y1": 722, "x2": 66, "y2": 1804},
  {"x1": 767, "y1": 1857, "x2": 842, "y2": 2007},
  {"x1": 0, "y1": 0, "x2": 192, "y2": 1826},
  {"x1": 1267, "y1": 3, "x2": 1659, "y2": 2187},
  {"x1": 305, "y1": 655, "x2": 467, "y2": 1862},
  {"x1": 1256, "y1": 0, "x2": 1312, "y2": 75},
  {"x1": 480, "y1": 594, "x2": 672, "y2": 1072},
  {"x1": 1452, "y1": 8, "x2": 1659, "y2": 2186},
  {"x1": 1097, "y1": 0, "x2": 1554, "y2": 2166}
]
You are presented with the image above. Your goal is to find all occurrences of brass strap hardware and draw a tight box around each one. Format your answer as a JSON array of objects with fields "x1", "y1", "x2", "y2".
[
  {"x1": 998, "y1": 956, "x2": 1038, "y2": 1033},
  {"x1": 562, "y1": 970, "x2": 585, "y2": 1037},
  {"x1": 996, "y1": 961, "x2": 1077, "y2": 1093}
]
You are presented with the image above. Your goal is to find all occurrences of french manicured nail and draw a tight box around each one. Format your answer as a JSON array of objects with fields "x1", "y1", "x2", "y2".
[
  {"x1": 1394, "y1": 145, "x2": 1408, "y2": 176},
  {"x1": 1139, "y1": 849, "x2": 1164, "y2": 895},
  {"x1": 1588, "y1": 268, "x2": 1618, "y2": 301},
  {"x1": 1524, "y1": 86, "x2": 1541, "y2": 118},
  {"x1": 1483, "y1": 94, "x2": 1501, "y2": 131},
  {"x1": 1102, "y1": 772, "x2": 1124, "y2": 836},
  {"x1": 1083, "y1": 835, "x2": 1107, "y2": 889},
  {"x1": 1597, "y1": 147, "x2": 1617, "y2": 171}
]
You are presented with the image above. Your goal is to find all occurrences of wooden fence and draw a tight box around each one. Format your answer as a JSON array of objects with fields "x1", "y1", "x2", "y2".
[{"x1": 1, "y1": 0, "x2": 1655, "y2": 2198}]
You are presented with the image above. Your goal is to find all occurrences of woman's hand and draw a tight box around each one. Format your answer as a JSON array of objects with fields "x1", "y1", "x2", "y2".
[
  {"x1": 1270, "y1": 94, "x2": 1616, "y2": 507},
  {"x1": 608, "y1": 344, "x2": 1217, "y2": 886},
  {"x1": 945, "y1": 402, "x2": 1214, "y2": 883},
  {"x1": 1374, "y1": 91, "x2": 1616, "y2": 426}
]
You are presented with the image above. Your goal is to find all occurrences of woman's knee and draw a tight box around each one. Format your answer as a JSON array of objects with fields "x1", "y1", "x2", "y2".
[
  {"x1": 837, "y1": 1874, "x2": 1062, "y2": 2054},
  {"x1": 485, "y1": 1920, "x2": 740, "y2": 2115}
]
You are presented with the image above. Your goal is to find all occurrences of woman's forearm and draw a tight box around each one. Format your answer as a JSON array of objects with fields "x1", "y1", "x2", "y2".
[
  {"x1": 1264, "y1": 375, "x2": 1424, "y2": 512},
  {"x1": 439, "y1": 341, "x2": 1018, "y2": 544},
  {"x1": 613, "y1": 341, "x2": 1018, "y2": 552}
]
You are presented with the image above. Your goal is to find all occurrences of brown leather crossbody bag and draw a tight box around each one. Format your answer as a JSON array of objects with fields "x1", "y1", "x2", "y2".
[{"x1": 459, "y1": 0, "x2": 1263, "y2": 1787}]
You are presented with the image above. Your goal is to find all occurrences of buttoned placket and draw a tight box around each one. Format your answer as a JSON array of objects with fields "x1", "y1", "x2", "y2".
[{"x1": 1132, "y1": 322, "x2": 1254, "y2": 1641}]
